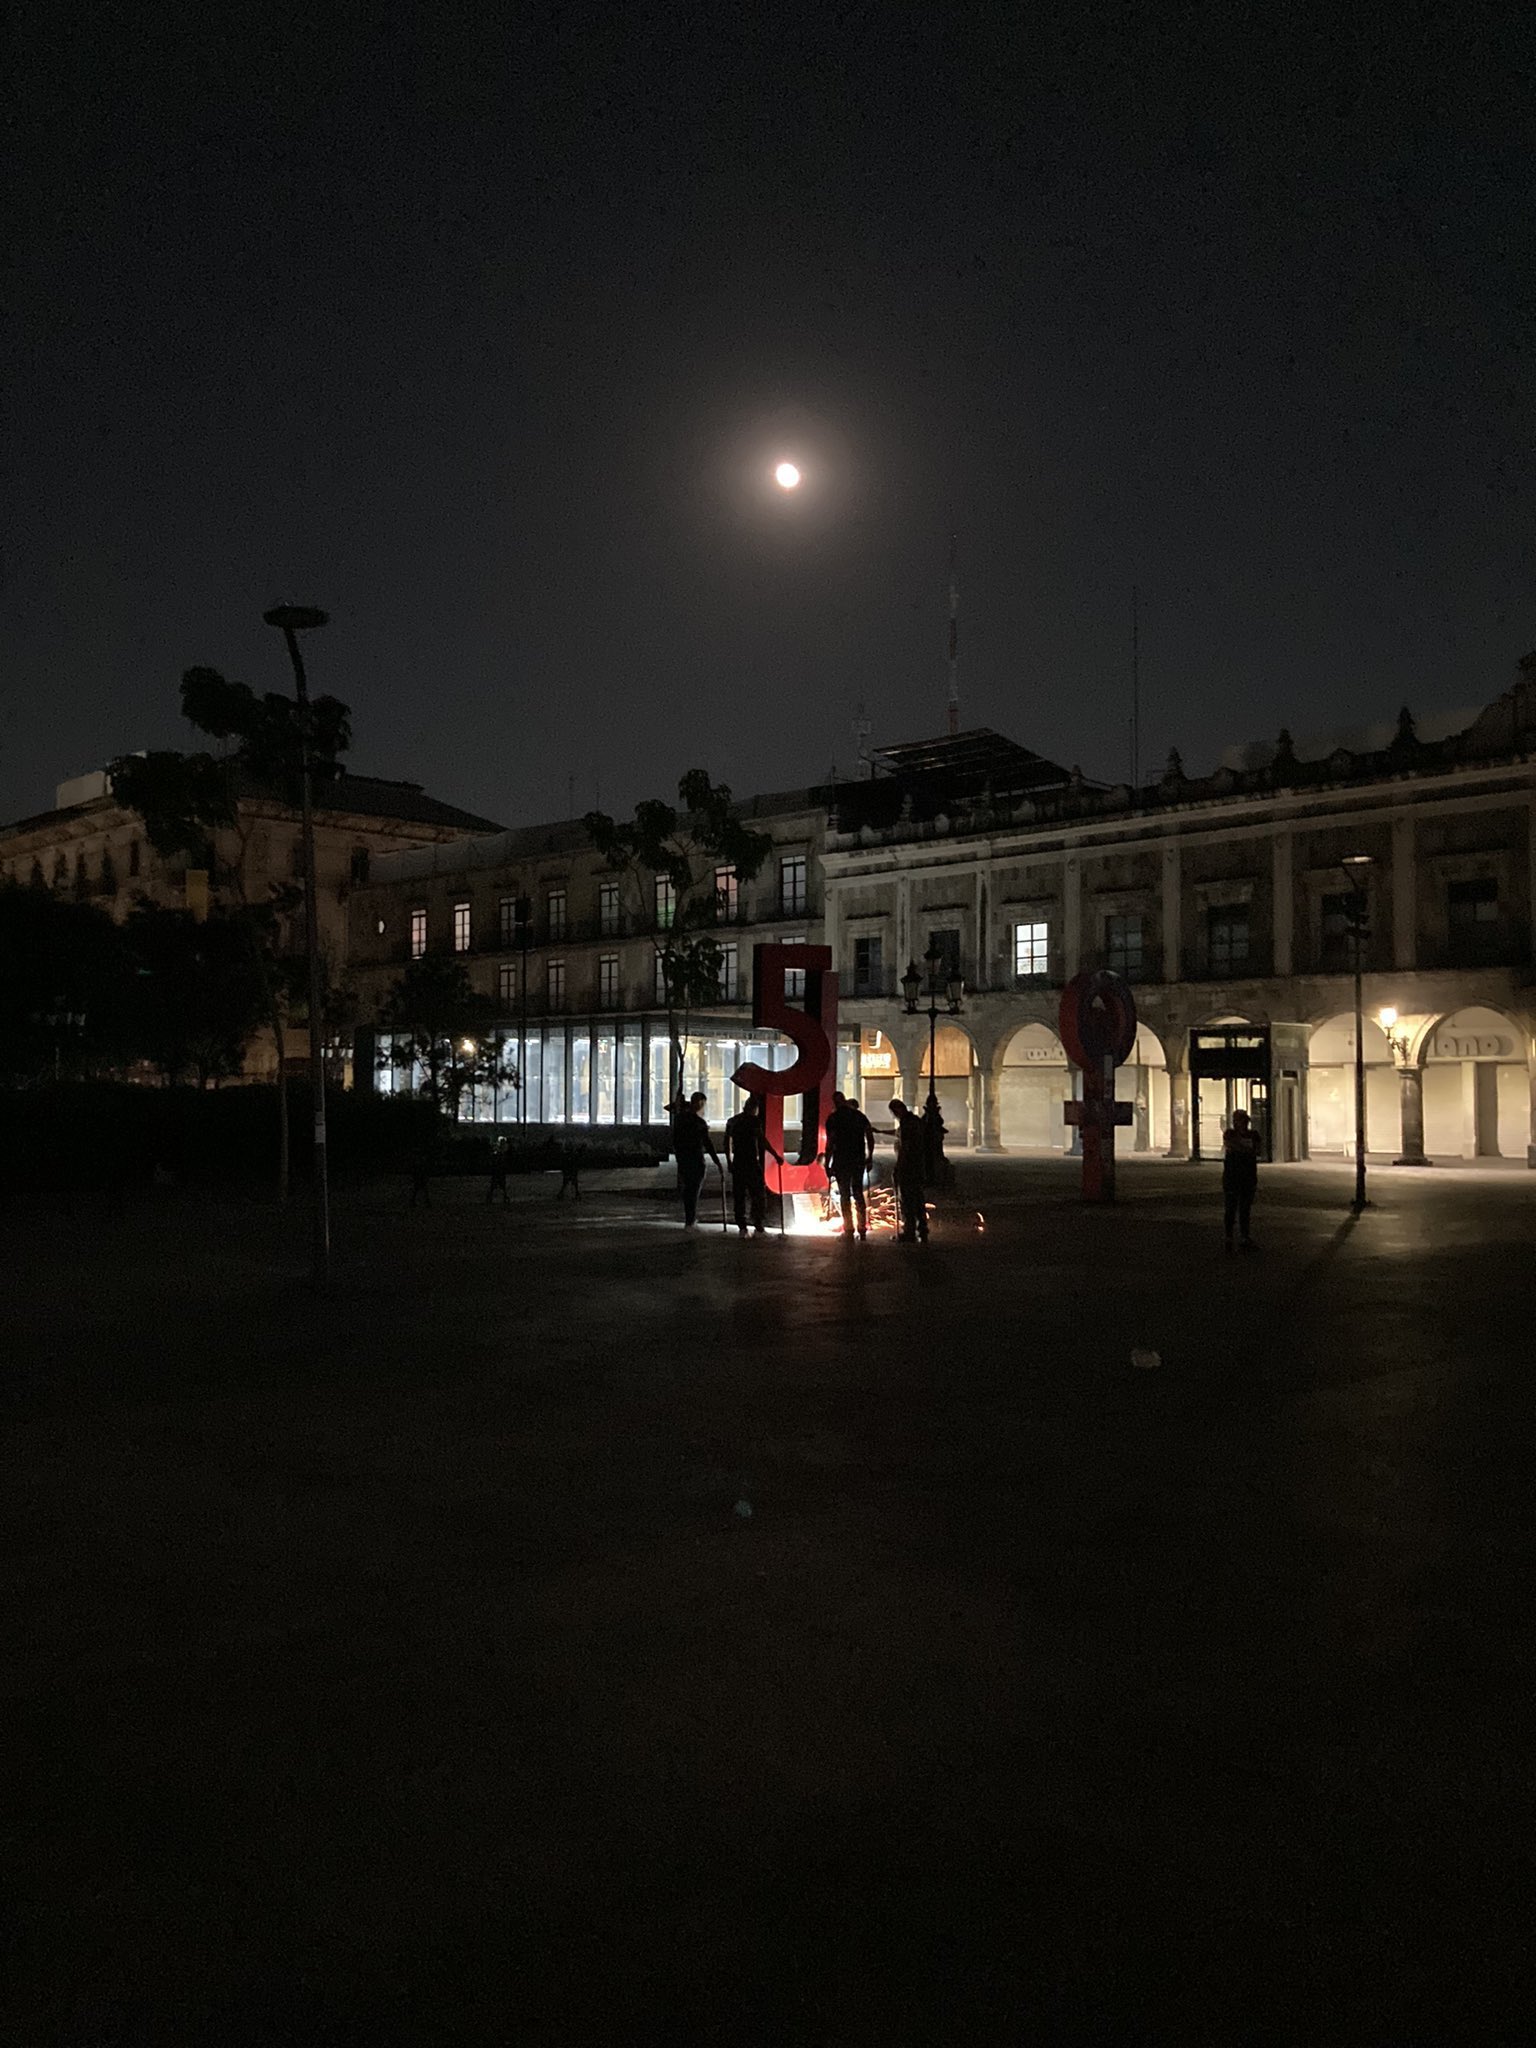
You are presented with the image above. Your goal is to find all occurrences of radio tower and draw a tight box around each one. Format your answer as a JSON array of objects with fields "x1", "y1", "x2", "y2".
[{"x1": 946, "y1": 534, "x2": 960, "y2": 736}]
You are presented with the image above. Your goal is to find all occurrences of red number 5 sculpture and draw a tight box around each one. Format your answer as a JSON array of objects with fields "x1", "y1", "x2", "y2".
[{"x1": 731, "y1": 943, "x2": 839, "y2": 1194}]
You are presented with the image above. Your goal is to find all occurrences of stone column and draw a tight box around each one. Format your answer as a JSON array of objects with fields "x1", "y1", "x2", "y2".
[
  {"x1": 1527, "y1": 1040, "x2": 1536, "y2": 1168},
  {"x1": 1459, "y1": 1060, "x2": 1478, "y2": 1160},
  {"x1": 1392, "y1": 812, "x2": 1417, "y2": 969},
  {"x1": 1272, "y1": 831, "x2": 1293, "y2": 976},
  {"x1": 976, "y1": 1056, "x2": 1003, "y2": 1152},
  {"x1": 1393, "y1": 1062, "x2": 1429, "y2": 1165},
  {"x1": 1167, "y1": 1067, "x2": 1192, "y2": 1158},
  {"x1": 1063, "y1": 857, "x2": 1082, "y2": 979},
  {"x1": 1162, "y1": 842, "x2": 1182, "y2": 982}
]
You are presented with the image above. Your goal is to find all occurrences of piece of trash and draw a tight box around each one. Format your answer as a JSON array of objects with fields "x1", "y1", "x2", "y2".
[
  {"x1": 1130, "y1": 1348, "x2": 1161, "y2": 1371},
  {"x1": 733, "y1": 1499, "x2": 753, "y2": 1519}
]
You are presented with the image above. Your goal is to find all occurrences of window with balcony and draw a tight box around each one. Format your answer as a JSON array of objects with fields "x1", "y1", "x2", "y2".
[
  {"x1": 547, "y1": 888, "x2": 567, "y2": 939},
  {"x1": 1447, "y1": 877, "x2": 1499, "y2": 961},
  {"x1": 926, "y1": 928, "x2": 962, "y2": 983},
  {"x1": 1319, "y1": 892, "x2": 1358, "y2": 972},
  {"x1": 1105, "y1": 913, "x2": 1144, "y2": 978},
  {"x1": 852, "y1": 934, "x2": 884, "y2": 996},
  {"x1": 1013, "y1": 921, "x2": 1048, "y2": 981},
  {"x1": 784, "y1": 937, "x2": 806, "y2": 1001},
  {"x1": 718, "y1": 942, "x2": 739, "y2": 1000},
  {"x1": 780, "y1": 854, "x2": 807, "y2": 917},
  {"x1": 453, "y1": 901, "x2": 471, "y2": 953},
  {"x1": 715, "y1": 865, "x2": 739, "y2": 922},
  {"x1": 598, "y1": 953, "x2": 619, "y2": 1008},
  {"x1": 655, "y1": 876, "x2": 676, "y2": 930},
  {"x1": 499, "y1": 895, "x2": 520, "y2": 947},
  {"x1": 547, "y1": 958, "x2": 566, "y2": 1009},
  {"x1": 599, "y1": 881, "x2": 620, "y2": 935},
  {"x1": 410, "y1": 908, "x2": 427, "y2": 959},
  {"x1": 1208, "y1": 906, "x2": 1250, "y2": 975}
]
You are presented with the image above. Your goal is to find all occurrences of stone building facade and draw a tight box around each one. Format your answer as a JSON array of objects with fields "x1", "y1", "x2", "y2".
[
  {"x1": 347, "y1": 659, "x2": 1536, "y2": 1166},
  {"x1": 1, "y1": 767, "x2": 501, "y2": 1076}
]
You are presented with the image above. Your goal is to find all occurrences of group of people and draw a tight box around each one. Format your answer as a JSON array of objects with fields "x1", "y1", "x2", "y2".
[{"x1": 668, "y1": 1089, "x2": 933, "y2": 1242}]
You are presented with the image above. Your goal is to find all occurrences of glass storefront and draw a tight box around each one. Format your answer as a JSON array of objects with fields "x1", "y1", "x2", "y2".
[{"x1": 372, "y1": 1020, "x2": 834, "y2": 1134}]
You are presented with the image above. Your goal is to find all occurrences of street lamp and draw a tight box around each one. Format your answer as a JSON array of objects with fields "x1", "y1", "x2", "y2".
[
  {"x1": 263, "y1": 603, "x2": 332, "y2": 1285},
  {"x1": 1341, "y1": 853, "x2": 1373, "y2": 1212},
  {"x1": 1378, "y1": 1005, "x2": 1430, "y2": 1167},
  {"x1": 901, "y1": 946, "x2": 964, "y2": 1183}
]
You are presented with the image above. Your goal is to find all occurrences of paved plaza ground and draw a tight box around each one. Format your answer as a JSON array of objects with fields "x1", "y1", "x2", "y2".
[{"x1": 4, "y1": 1154, "x2": 1534, "y2": 2043}]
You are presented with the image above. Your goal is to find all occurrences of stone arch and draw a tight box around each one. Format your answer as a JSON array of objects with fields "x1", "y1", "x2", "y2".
[
  {"x1": 918, "y1": 1018, "x2": 980, "y2": 1146},
  {"x1": 1121, "y1": 1022, "x2": 1171, "y2": 1153},
  {"x1": 996, "y1": 1020, "x2": 1072, "y2": 1152},
  {"x1": 1418, "y1": 1004, "x2": 1530, "y2": 1160},
  {"x1": 1307, "y1": 1013, "x2": 1396, "y2": 1158}
]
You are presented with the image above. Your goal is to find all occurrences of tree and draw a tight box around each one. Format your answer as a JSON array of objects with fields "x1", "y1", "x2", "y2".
[
  {"x1": 377, "y1": 954, "x2": 516, "y2": 1121},
  {"x1": 119, "y1": 904, "x2": 268, "y2": 1088},
  {"x1": 0, "y1": 883, "x2": 136, "y2": 1086},
  {"x1": 111, "y1": 666, "x2": 351, "y2": 1195},
  {"x1": 584, "y1": 771, "x2": 772, "y2": 1107}
]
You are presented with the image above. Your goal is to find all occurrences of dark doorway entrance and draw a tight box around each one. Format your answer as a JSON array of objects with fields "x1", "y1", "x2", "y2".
[{"x1": 1189, "y1": 1026, "x2": 1273, "y2": 1161}]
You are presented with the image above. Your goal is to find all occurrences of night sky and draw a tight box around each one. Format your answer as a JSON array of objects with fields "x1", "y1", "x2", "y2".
[{"x1": 7, "y1": 2, "x2": 1533, "y2": 829}]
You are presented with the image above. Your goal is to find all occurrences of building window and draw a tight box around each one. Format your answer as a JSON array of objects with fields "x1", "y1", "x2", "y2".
[
  {"x1": 719, "y1": 943, "x2": 739, "y2": 1000},
  {"x1": 599, "y1": 881, "x2": 620, "y2": 936},
  {"x1": 1319, "y1": 892, "x2": 1357, "y2": 971},
  {"x1": 547, "y1": 959, "x2": 566, "y2": 1009},
  {"x1": 499, "y1": 895, "x2": 520, "y2": 947},
  {"x1": 780, "y1": 854, "x2": 807, "y2": 917},
  {"x1": 497, "y1": 962, "x2": 517, "y2": 1006},
  {"x1": 128, "y1": 838, "x2": 141, "y2": 877},
  {"x1": 410, "y1": 908, "x2": 427, "y2": 959},
  {"x1": 1013, "y1": 921, "x2": 1049, "y2": 981},
  {"x1": 598, "y1": 953, "x2": 619, "y2": 1008},
  {"x1": 784, "y1": 938, "x2": 806, "y2": 1001},
  {"x1": 349, "y1": 848, "x2": 370, "y2": 885},
  {"x1": 453, "y1": 901, "x2": 471, "y2": 953},
  {"x1": 1105, "y1": 913, "x2": 1144, "y2": 978},
  {"x1": 715, "y1": 865, "x2": 739, "y2": 922},
  {"x1": 926, "y1": 928, "x2": 961, "y2": 983},
  {"x1": 547, "y1": 888, "x2": 567, "y2": 939},
  {"x1": 1448, "y1": 877, "x2": 1499, "y2": 960},
  {"x1": 1208, "y1": 906, "x2": 1250, "y2": 975},
  {"x1": 654, "y1": 876, "x2": 676, "y2": 930},
  {"x1": 852, "y1": 934, "x2": 884, "y2": 997}
]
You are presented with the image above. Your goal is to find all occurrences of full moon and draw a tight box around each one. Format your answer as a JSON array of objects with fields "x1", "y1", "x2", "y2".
[{"x1": 774, "y1": 461, "x2": 802, "y2": 490}]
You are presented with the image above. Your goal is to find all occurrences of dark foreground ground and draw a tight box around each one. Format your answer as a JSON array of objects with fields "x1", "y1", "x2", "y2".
[{"x1": 4, "y1": 1157, "x2": 1534, "y2": 2044}]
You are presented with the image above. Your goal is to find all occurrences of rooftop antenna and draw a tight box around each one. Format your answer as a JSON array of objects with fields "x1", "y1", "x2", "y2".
[
  {"x1": 946, "y1": 534, "x2": 960, "y2": 737},
  {"x1": 853, "y1": 698, "x2": 873, "y2": 779}
]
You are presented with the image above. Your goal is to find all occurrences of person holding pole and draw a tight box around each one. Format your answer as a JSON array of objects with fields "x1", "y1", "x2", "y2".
[
  {"x1": 726, "y1": 1094, "x2": 780, "y2": 1236},
  {"x1": 824, "y1": 1092, "x2": 876, "y2": 1239},
  {"x1": 672, "y1": 1091, "x2": 722, "y2": 1229}
]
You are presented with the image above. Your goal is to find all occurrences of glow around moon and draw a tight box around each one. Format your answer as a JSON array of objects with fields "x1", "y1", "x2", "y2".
[{"x1": 774, "y1": 461, "x2": 802, "y2": 490}]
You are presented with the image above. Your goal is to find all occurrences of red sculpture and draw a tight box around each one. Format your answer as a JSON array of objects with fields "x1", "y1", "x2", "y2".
[
  {"x1": 1060, "y1": 969, "x2": 1138, "y2": 1202},
  {"x1": 732, "y1": 942, "x2": 838, "y2": 1193}
]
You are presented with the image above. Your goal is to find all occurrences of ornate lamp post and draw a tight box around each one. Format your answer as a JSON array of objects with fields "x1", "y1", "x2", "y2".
[
  {"x1": 901, "y1": 946, "x2": 964, "y2": 1182},
  {"x1": 263, "y1": 603, "x2": 331, "y2": 1284},
  {"x1": 1378, "y1": 1006, "x2": 1430, "y2": 1166},
  {"x1": 1340, "y1": 854, "x2": 1373, "y2": 1212}
]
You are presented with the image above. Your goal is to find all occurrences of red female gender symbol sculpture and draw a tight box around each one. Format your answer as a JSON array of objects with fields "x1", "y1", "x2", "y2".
[{"x1": 1059, "y1": 969, "x2": 1138, "y2": 1202}]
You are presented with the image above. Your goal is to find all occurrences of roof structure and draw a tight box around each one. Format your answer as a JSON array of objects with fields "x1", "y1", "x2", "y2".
[{"x1": 869, "y1": 728, "x2": 1074, "y2": 793}]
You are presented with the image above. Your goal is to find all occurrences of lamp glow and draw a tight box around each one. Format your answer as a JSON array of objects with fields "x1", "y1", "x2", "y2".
[
  {"x1": 774, "y1": 461, "x2": 802, "y2": 490},
  {"x1": 1378, "y1": 1007, "x2": 1398, "y2": 1030}
]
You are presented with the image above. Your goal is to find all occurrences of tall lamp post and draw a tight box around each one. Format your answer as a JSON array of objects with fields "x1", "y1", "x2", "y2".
[
  {"x1": 901, "y1": 946, "x2": 964, "y2": 1183},
  {"x1": 1341, "y1": 853, "x2": 1374, "y2": 1212},
  {"x1": 264, "y1": 604, "x2": 332, "y2": 1284}
]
